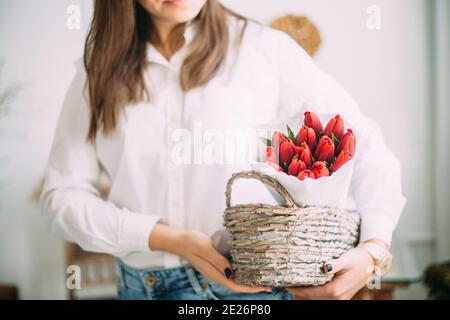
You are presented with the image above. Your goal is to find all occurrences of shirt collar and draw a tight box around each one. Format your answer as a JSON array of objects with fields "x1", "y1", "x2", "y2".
[{"x1": 146, "y1": 21, "x2": 198, "y2": 68}]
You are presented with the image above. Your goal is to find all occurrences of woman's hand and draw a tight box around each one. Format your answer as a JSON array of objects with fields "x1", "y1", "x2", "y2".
[
  {"x1": 149, "y1": 224, "x2": 271, "y2": 294},
  {"x1": 287, "y1": 246, "x2": 376, "y2": 300}
]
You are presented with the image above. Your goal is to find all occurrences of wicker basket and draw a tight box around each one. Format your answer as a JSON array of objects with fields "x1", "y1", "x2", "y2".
[{"x1": 223, "y1": 171, "x2": 360, "y2": 287}]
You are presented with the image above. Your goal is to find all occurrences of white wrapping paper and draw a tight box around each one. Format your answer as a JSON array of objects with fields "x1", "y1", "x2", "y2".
[{"x1": 250, "y1": 158, "x2": 354, "y2": 209}]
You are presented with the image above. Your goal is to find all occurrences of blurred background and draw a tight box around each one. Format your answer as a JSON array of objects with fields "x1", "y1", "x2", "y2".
[{"x1": 0, "y1": 0, "x2": 449, "y2": 299}]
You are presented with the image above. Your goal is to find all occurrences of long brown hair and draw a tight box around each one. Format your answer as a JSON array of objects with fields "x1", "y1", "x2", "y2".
[{"x1": 84, "y1": 0, "x2": 245, "y2": 142}]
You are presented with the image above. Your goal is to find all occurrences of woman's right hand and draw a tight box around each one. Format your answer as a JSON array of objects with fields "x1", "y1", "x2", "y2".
[{"x1": 149, "y1": 223, "x2": 271, "y2": 293}]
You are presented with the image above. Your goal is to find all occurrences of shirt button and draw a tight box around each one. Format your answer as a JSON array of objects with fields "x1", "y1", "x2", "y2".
[{"x1": 146, "y1": 276, "x2": 157, "y2": 286}]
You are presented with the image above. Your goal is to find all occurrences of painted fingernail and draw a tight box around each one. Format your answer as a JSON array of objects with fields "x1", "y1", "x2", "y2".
[
  {"x1": 224, "y1": 268, "x2": 233, "y2": 279},
  {"x1": 324, "y1": 263, "x2": 333, "y2": 273}
]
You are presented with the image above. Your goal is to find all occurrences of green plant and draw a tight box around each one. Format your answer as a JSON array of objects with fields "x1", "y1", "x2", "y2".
[{"x1": 423, "y1": 261, "x2": 450, "y2": 300}]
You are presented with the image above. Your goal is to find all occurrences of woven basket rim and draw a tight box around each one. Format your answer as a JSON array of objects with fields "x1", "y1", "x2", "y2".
[
  {"x1": 225, "y1": 203, "x2": 294, "y2": 211},
  {"x1": 225, "y1": 203, "x2": 358, "y2": 212}
]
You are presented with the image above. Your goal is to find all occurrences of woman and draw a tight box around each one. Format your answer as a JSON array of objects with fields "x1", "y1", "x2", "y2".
[{"x1": 40, "y1": 0, "x2": 406, "y2": 300}]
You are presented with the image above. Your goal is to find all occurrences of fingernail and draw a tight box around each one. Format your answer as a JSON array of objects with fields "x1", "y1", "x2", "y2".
[
  {"x1": 265, "y1": 289, "x2": 272, "y2": 293},
  {"x1": 323, "y1": 263, "x2": 333, "y2": 273},
  {"x1": 224, "y1": 268, "x2": 233, "y2": 279}
]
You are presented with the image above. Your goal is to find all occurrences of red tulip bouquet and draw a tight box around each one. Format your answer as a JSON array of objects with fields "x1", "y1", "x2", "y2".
[{"x1": 253, "y1": 111, "x2": 357, "y2": 207}]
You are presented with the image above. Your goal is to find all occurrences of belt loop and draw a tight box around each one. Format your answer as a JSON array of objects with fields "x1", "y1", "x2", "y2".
[
  {"x1": 185, "y1": 266, "x2": 205, "y2": 295},
  {"x1": 114, "y1": 258, "x2": 127, "y2": 289}
]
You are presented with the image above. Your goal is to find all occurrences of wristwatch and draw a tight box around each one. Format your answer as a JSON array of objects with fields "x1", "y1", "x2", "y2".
[{"x1": 358, "y1": 242, "x2": 393, "y2": 277}]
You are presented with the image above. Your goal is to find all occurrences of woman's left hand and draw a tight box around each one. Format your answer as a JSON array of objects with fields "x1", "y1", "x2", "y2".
[{"x1": 287, "y1": 247, "x2": 375, "y2": 300}]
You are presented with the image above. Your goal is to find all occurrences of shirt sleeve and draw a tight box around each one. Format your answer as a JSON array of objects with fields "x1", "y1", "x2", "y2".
[
  {"x1": 275, "y1": 31, "x2": 406, "y2": 246},
  {"x1": 39, "y1": 62, "x2": 162, "y2": 255}
]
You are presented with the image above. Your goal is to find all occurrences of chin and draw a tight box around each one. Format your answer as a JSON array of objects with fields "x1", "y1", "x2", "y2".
[
  {"x1": 162, "y1": 10, "x2": 200, "y2": 23},
  {"x1": 155, "y1": 0, "x2": 203, "y2": 22}
]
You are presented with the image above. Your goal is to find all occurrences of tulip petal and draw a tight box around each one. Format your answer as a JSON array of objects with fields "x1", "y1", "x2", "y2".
[{"x1": 304, "y1": 111, "x2": 324, "y2": 135}]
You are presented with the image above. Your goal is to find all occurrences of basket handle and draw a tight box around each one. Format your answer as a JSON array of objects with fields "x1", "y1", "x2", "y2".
[{"x1": 225, "y1": 171, "x2": 296, "y2": 208}]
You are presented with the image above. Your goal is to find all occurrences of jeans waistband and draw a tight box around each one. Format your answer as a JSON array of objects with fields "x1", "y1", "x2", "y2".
[
  {"x1": 115, "y1": 257, "x2": 292, "y2": 300},
  {"x1": 115, "y1": 258, "x2": 209, "y2": 294}
]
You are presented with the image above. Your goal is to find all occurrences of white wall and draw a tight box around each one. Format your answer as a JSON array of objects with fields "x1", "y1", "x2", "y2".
[
  {"x1": 0, "y1": 0, "x2": 436, "y2": 299},
  {"x1": 0, "y1": 0, "x2": 91, "y2": 299}
]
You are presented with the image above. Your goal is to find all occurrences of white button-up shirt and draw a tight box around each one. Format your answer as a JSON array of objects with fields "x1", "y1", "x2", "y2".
[{"x1": 40, "y1": 18, "x2": 406, "y2": 269}]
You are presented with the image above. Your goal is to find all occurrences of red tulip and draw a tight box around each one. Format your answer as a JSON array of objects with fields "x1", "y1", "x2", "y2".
[
  {"x1": 336, "y1": 129, "x2": 356, "y2": 157},
  {"x1": 296, "y1": 126, "x2": 317, "y2": 152},
  {"x1": 266, "y1": 161, "x2": 284, "y2": 172},
  {"x1": 288, "y1": 138, "x2": 297, "y2": 149},
  {"x1": 292, "y1": 145, "x2": 302, "y2": 158},
  {"x1": 297, "y1": 170, "x2": 315, "y2": 181},
  {"x1": 289, "y1": 140, "x2": 304, "y2": 157},
  {"x1": 323, "y1": 115, "x2": 344, "y2": 140},
  {"x1": 297, "y1": 142, "x2": 313, "y2": 168},
  {"x1": 272, "y1": 131, "x2": 286, "y2": 149},
  {"x1": 311, "y1": 161, "x2": 330, "y2": 179},
  {"x1": 288, "y1": 158, "x2": 307, "y2": 176},
  {"x1": 314, "y1": 136, "x2": 335, "y2": 164},
  {"x1": 304, "y1": 111, "x2": 323, "y2": 135},
  {"x1": 266, "y1": 146, "x2": 277, "y2": 164},
  {"x1": 279, "y1": 140, "x2": 295, "y2": 166},
  {"x1": 331, "y1": 150, "x2": 352, "y2": 172}
]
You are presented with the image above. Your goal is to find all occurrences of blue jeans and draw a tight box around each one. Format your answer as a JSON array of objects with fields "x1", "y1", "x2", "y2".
[{"x1": 115, "y1": 258, "x2": 293, "y2": 300}]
